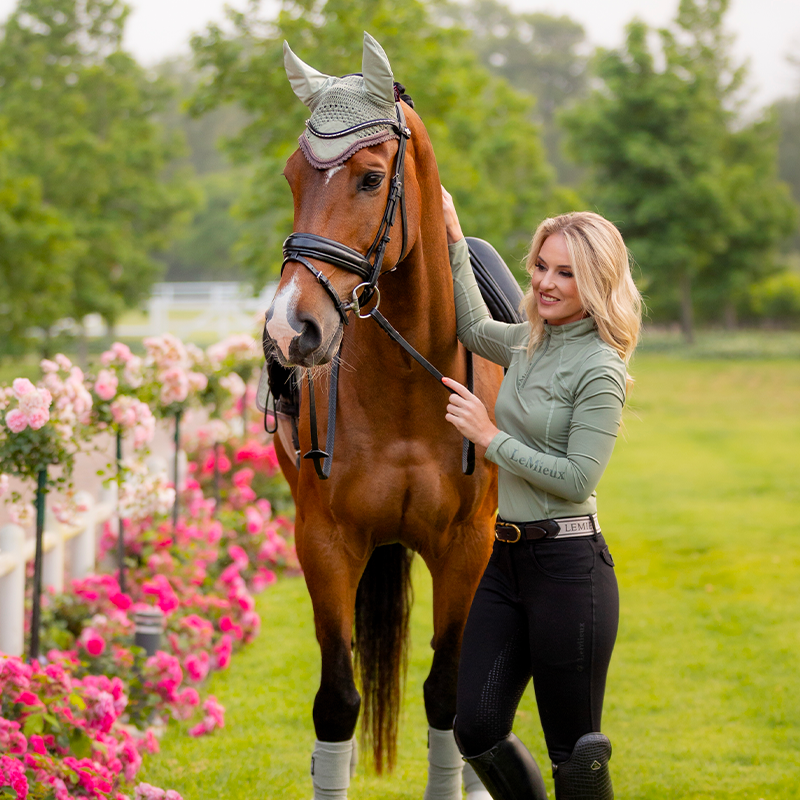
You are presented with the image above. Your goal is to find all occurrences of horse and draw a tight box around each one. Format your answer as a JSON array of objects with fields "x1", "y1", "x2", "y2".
[{"x1": 263, "y1": 33, "x2": 503, "y2": 799}]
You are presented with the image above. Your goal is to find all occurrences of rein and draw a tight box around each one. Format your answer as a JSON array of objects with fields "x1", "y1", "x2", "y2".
[{"x1": 274, "y1": 101, "x2": 475, "y2": 480}]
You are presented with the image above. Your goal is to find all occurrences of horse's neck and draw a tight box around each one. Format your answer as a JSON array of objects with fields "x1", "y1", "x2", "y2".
[{"x1": 375, "y1": 234, "x2": 459, "y2": 366}]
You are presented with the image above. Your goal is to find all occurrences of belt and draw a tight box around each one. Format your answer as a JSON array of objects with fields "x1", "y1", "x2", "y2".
[{"x1": 495, "y1": 514, "x2": 600, "y2": 543}]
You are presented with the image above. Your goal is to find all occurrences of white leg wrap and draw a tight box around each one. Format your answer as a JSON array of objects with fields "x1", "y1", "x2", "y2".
[
  {"x1": 349, "y1": 735, "x2": 358, "y2": 778},
  {"x1": 423, "y1": 727, "x2": 464, "y2": 800},
  {"x1": 462, "y1": 761, "x2": 493, "y2": 800},
  {"x1": 311, "y1": 739, "x2": 353, "y2": 800}
]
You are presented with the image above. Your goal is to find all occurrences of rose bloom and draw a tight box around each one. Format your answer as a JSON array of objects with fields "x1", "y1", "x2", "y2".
[
  {"x1": 94, "y1": 370, "x2": 119, "y2": 401},
  {"x1": 5, "y1": 409, "x2": 28, "y2": 433},
  {"x1": 27, "y1": 408, "x2": 50, "y2": 430}
]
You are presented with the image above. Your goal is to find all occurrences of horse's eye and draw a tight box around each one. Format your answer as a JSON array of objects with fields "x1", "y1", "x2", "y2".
[{"x1": 361, "y1": 173, "x2": 384, "y2": 191}]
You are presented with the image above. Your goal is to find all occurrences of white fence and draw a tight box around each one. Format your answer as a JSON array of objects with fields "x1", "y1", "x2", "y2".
[
  {"x1": 0, "y1": 489, "x2": 115, "y2": 657},
  {"x1": 114, "y1": 281, "x2": 279, "y2": 341}
]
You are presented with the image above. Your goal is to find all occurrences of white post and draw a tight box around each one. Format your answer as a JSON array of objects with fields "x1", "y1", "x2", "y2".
[
  {"x1": 0, "y1": 524, "x2": 26, "y2": 656},
  {"x1": 42, "y1": 508, "x2": 64, "y2": 594},
  {"x1": 68, "y1": 491, "x2": 96, "y2": 581}
]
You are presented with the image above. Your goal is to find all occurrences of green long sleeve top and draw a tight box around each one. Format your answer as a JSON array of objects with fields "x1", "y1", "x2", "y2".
[{"x1": 449, "y1": 238, "x2": 627, "y2": 523}]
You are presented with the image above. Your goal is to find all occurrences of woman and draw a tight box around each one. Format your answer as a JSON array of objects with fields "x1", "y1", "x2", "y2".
[{"x1": 441, "y1": 188, "x2": 642, "y2": 800}]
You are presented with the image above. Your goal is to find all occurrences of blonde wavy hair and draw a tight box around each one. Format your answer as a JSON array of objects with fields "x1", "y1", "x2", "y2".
[{"x1": 522, "y1": 212, "x2": 642, "y2": 376}]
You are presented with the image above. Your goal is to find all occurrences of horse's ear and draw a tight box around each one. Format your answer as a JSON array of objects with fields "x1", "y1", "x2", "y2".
[
  {"x1": 283, "y1": 41, "x2": 332, "y2": 107},
  {"x1": 362, "y1": 32, "x2": 395, "y2": 105}
]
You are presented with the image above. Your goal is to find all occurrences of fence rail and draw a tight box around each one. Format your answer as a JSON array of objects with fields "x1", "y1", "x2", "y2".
[{"x1": 0, "y1": 489, "x2": 115, "y2": 657}]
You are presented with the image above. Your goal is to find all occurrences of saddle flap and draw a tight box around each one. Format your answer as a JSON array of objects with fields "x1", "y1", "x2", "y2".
[{"x1": 466, "y1": 237, "x2": 526, "y2": 324}]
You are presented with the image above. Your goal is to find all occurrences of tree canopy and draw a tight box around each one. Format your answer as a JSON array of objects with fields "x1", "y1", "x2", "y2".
[
  {"x1": 561, "y1": 0, "x2": 797, "y2": 337},
  {"x1": 0, "y1": 0, "x2": 198, "y2": 335}
]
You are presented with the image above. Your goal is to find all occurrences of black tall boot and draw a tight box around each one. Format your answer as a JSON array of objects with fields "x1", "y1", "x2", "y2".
[
  {"x1": 462, "y1": 733, "x2": 548, "y2": 800},
  {"x1": 552, "y1": 732, "x2": 613, "y2": 799}
]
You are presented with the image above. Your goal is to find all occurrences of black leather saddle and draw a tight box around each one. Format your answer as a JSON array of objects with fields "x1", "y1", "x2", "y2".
[{"x1": 261, "y1": 237, "x2": 525, "y2": 433}]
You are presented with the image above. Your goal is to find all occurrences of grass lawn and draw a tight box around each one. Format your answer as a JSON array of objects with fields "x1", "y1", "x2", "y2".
[{"x1": 120, "y1": 353, "x2": 800, "y2": 797}]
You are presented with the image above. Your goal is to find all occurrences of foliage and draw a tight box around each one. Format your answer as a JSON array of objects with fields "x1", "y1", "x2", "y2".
[
  {"x1": 773, "y1": 74, "x2": 800, "y2": 249},
  {"x1": 561, "y1": 0, "x2": 798, "y2": 338},
  {"x1": 0, "y1": 0, "x2": 198, "y2": 331},
  {"x1": 153, "y1": 170, "x2": 248, "y2": 282},
  {"x1": 438, "y1": 0, "x2": 588, "y2": 185},
  {"x1": 0, "y1": 126, "x2": 75, "y2": 352},
  {"x1": 189, "y1": 0, "x2": 571, "y2": 284}
]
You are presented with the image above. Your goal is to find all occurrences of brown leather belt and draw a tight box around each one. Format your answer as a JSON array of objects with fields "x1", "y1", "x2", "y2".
[{"x1": 495, "y1": 514, "x2": 600, "y2": 543}]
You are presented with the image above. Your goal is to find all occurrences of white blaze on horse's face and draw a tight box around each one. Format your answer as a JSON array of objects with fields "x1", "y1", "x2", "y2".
[
  {"x1": 266, "y1": 275, "x2": 302, "y2": 361},
  {"x1": 324, "y1": 165, "x2": 344, "y2": 185}
]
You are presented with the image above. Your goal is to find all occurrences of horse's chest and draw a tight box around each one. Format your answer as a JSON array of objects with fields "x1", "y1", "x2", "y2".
[{"x1": 322, "y1": 439, "x2": 471, "y2": 536}]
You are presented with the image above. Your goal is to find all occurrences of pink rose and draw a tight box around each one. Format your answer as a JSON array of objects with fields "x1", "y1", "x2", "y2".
[
  {"x1": 94, "y1": 369, "x2": 119, "y2": 401},
  {"x1": 12, "y1": 378, "x2": 35, "y2": 397},
  {"x1": 79, "y1": 627, "x2": 106, "y2": 657},
  {"x1": 5, "y1": 409, "x2": 28, "y2": 432},
  {"x1": 26, "y1": 408, "x2": 50, "y2": 430},
  {"x1": 15, "y1": 691, "x2": 39, "y2": 706}
]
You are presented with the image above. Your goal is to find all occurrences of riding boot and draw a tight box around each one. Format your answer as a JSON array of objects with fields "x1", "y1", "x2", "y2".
[
  {"x1": 423, "y1": 727, "x2": 463, "y2": 800},
  {"x1": 462, "y1": 733, "x2": 548, "y2": 800},
  {"x1": 552, "y1": 732, "x2": 613, "y2": 800},
  {"x1": 311, "y1": 738, "x2": 354, "y2": 799}
]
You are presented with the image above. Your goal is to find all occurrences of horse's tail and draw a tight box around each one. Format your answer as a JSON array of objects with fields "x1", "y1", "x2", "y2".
[{"x1": 354, "y1": 543, "x2": 414, "y2": 774}]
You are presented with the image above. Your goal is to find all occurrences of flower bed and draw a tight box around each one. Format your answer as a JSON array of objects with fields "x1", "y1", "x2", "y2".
[{"x1": 0, "y1": 336, "x2": 296, "y2": 799}]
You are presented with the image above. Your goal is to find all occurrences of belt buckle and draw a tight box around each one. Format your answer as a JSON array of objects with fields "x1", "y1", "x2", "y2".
[{"x1": 495, "y1": 523, "x2": 521, "y2": 544}]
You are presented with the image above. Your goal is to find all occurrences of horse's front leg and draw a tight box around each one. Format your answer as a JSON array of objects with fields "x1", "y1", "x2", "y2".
[
  {"x1": 421, "y1": 522, "x2": 494, "y2": 800},
  {"x1": 300, "y1": 519, "x2": 366, "y2": 799}
]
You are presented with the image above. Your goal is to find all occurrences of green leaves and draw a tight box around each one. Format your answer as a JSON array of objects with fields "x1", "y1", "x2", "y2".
[
  {"x1": 562, "y1": 0, "x2": 798, "y2": 336},
  {"x1": 0, "y1": 0, "x2": 198, "y2": 343}
]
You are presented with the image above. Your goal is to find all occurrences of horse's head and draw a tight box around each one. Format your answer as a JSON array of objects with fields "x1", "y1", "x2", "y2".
[{"x1": 265, "y1": 33, "x2": 421, "y2": 368}]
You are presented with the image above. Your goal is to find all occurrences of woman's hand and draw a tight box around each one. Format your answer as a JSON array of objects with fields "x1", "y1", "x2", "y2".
[
  {"x1": 441, "y1": 186, "x2": 464, "y2": 245},
  {"x1": 442, "y1": 377, "x2": 499, "y2": 449}
]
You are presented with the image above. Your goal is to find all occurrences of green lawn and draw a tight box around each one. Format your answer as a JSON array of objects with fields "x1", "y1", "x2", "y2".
[{"x1": 133, "y1": 353, "x2": 800, "y2": 797}]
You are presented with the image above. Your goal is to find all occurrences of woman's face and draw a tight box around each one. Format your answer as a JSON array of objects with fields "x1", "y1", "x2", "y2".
[{"x1": 531, "y1": 232, "x2": 585, "y2": 326}]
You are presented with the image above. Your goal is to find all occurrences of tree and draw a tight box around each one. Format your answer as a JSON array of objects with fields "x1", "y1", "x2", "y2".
[
  {"x1": 562, "y1": 0, "x2": 797, "y2": 338},
  {"x1": 0, "y1": 0, "x2": 198, "y2": 331},
  {"x1": 0, "y1": 126, "x2": 75, "y2": 355},
  {"x1": 773, "y1": 66, "x2": 800, "y2": 251},
  {"x1": 189, "y1": 0, "x2": 575, "y2": 286},
  {"x1": 439, "y1": 0, "x2": 588, "y2": 184}
]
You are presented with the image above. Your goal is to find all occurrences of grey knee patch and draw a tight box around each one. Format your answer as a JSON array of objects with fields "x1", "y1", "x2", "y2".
[{"x1": 552, "y1": 733, "x2": 613, "y2": 800}]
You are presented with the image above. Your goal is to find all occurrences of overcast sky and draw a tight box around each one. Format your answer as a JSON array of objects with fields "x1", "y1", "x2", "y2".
[{"x1": 0, "y1": 0, "x2": 797, "y2": 109}]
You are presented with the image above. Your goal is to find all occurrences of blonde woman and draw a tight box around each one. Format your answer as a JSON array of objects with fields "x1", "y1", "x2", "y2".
[{"x1": 441, "y1": 188, "x2": 641, "y2": 800}]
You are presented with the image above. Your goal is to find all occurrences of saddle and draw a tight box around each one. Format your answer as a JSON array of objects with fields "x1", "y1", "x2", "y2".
[{"x1": 259, "y1": 237, "x2": 525, "y2": 463}]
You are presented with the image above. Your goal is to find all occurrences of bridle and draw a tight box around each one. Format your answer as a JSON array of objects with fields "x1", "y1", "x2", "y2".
[
  {"x1": 269, "y1": 98, "x2": 475, "y2": 480},
  {"x1": 281, "y1": 102, "x2": 411, "y2": 325}
]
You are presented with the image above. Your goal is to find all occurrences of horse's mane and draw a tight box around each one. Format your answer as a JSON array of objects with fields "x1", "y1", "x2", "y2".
[{"x1": 393, "y1": 82, "x2": 414, "y2": 108}]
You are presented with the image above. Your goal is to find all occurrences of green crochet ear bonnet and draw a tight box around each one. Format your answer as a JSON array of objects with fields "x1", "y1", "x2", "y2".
[{"x1": 283, "y1": 32, "x2": 400, "y2": 169}]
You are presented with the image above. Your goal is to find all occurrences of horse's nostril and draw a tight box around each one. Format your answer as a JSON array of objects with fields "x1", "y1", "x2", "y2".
[{"x1": 295, "y1": 314, "x2": 323, "y2": 358}]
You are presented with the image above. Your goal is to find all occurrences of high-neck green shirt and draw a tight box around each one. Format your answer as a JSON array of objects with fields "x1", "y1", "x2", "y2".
[{"x1": 449, "y1": 238, "x2": 627, "y2": 523}]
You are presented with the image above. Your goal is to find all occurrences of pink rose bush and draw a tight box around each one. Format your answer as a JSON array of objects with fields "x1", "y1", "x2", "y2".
[
  {"x1": 0, "y1": 655, "x2": 181, "y2": 800},
  {"x1": 140, "y1": 335, "x2": 207, "y2": 415},
  {"x1": 0, "y1": 356, "x2": 93, "y2": 512},
  {"x1": 1, "y1": 334, "x2": 297, "y2": 799},
  {"x1": 5, "y1": 379, "x2": 52, "y2": 432}
]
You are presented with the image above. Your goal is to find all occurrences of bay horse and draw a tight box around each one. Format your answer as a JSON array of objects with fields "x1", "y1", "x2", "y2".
[{"x1": 263, "y1": 33, "x2": 502, "y2": 799}]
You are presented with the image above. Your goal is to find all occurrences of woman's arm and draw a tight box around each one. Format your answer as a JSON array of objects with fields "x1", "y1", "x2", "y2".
[{"x1": 442, "y1": 187, "x2": 526, "y2": 368}]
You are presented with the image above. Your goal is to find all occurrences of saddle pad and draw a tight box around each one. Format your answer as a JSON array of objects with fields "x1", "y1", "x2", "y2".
[{"x1": 466, "y1": 237, "x2": 526, "y2": 323}]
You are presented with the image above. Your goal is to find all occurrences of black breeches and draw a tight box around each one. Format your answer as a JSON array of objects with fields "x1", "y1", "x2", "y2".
[{"x1": 455, "y1": 534, "x2": 619, "y2": 765}]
